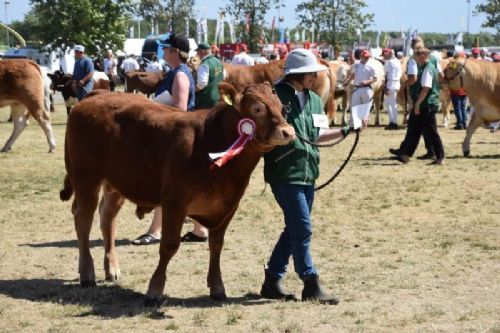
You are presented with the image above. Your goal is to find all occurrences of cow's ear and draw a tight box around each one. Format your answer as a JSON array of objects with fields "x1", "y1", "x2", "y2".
[{"x1": 218, "y1": 82, "x2": 241, "y2": 110}]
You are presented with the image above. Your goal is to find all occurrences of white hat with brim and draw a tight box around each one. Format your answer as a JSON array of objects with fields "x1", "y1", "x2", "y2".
[
  {"x1": 74, "y1": 45, "x2": 85, "y2": 52},
  {"x1": 284, "y1": 48, "x2": 328, "y2": 75}
]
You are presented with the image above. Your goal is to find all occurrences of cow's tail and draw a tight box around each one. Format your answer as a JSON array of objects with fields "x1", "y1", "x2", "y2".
[
  {"x1": 60, "y1": 175, "x2": 73, "y2": 201},
  {"x1": 60, "y1": 137, "x2": 73, "y2": 201}
]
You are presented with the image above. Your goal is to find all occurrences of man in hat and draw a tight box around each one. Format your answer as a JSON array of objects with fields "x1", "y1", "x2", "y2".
[
  {"x1": 471, "y1": 47, "x2": 481, "y2": 60},
  {"x1": 260, "y1": 48, "x2": 367, "y2": 305},
  {"x1": 72, "y1": 45, "x2": 94, "y2": 101},
  {"x1": 395, "y1": 47, "x2": 445, "y2": 165},
  {"x1": 343, "y1": 50, "x2": 377, "y2": 109},
  {"x1": 132, "y1": 34, "x2": 209, "y2": 245},
  {"x1": 231, "y1": 44, "x2": 255, "y2": 66},
  {"x1": 382, "y1": 48, "x2": 402, "y2": 129},
  {"x1": 195, "y1": 42, "x2": 224, "y2": 109}
]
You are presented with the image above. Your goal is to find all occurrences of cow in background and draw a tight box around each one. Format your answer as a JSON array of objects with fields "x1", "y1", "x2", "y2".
[
  {"x1": 444, "y1": 58, "x2": 500, "y2": 156},
  {"x1": 124, "y1": 71, "x2": 164, "y2": 97},
  {"x1": 60, "y1": 82, "x2": 295, "y2": 303},
  {"x1": 0, "y1": 59, "x2": 56, "y2": 152},
  {"x1": 48, "y1": 70, "x2": 110, "y2": 114}
]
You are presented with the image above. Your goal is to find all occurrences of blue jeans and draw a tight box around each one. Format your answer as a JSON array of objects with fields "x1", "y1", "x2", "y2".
[
  {"x1": 451, "y1": 94, "x2": 467, "y2": 127},
  {"x1": 76, "y1": 80, "x2": 94, "y2": 101},
  {"x1": 267, "y1": 183, "x2": 318, "y2": 279}
]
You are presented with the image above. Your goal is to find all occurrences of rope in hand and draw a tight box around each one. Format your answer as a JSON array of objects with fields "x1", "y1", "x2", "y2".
[{"x1": 296, "y1": 126, "x2": 360, "y2": 192}]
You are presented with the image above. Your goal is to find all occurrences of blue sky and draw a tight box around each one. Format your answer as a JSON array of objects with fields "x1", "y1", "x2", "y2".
[{"x1": 4, "y1": 0, "x2": 495, "y2": 34}]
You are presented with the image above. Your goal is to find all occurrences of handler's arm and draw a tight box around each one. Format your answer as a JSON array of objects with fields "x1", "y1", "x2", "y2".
[{"x1": 317, "y1": 119, "x2": 367, "y2": 143}]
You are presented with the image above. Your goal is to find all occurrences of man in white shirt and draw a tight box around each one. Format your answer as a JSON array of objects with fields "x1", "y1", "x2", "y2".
[
  {"x1": 343, "y1": 50, "x2": 377, "y2": 108},
  {"x1": 231, "y1": 44, "x2": 255, "y2": 66},
  {"x1": 145, "y1": 54, "x2": 163, "y2": 73},
  {"x1": 121, "y1": 54, "x2": 140, "y2": 74},
  {"x1": 382, "y1": 48, "x2": 402, "y2": 129},
  {"x1": 103, "y1": 49, "x2": 117, "y2": 91}
]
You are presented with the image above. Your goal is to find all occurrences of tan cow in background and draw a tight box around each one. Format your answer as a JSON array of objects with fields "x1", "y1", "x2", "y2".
[
  {"x1": 444, "y1": 58, "x2": 500, "y2": 156},
  {"x1": 0, "y1": 59, "x2": 56, "y2": 152}
]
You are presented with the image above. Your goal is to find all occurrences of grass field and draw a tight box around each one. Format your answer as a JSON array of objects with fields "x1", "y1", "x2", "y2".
[{"x1": 0, "y1": 101, "x2": 498, "y2": 333}]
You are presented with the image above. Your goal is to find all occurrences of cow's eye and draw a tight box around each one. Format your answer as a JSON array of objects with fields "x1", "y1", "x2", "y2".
[{"x1": 254, "y1": 106, "x2": 261, "y2": 114}]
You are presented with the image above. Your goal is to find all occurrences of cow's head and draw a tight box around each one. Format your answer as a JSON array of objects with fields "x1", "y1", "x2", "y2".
[
  {"x1": 219, "y1": 82, "x2": 295, "y2": 149},
  {"x1": 47, "y1": 70, "x2": 72, "y2": 91},
  {"x1": 443, "y1": 58, "x2": 466, "y2": 81}
]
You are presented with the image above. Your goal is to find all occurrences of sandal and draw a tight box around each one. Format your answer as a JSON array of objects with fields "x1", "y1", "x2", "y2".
[
  {"x1": 131, "y1": 233, "x2": 160, "y2": 246},
  {"x1": 181, "y1": 231, "x2": 208, "y2": 242}
]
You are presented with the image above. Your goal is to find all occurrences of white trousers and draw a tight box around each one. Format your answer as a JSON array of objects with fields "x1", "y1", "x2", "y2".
[
  {"x1": 351, "y1": 86, "x2": 373, "y2": 107},
  {"x1": 384, "y1": 89, "x2": 399, "y2": 124}
]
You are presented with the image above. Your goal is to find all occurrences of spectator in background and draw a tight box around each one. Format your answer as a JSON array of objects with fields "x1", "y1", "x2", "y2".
[
  {"x1": 146, "y1": 54, "x2": 163, "y2": 73},
  {"x1": 103, "y1": 49, "x2": 117, "y2": 91},
  {"x1": 211, "y1": 44, "x2": 221, "y2": 59},
  {"x1": 480, "y1": 47, "x2": 492, "y2": 61},
  {"x1": 195, "y1": 42, "x2": 224, "y2": 109},
  {"x1": 278, "y1": 45, "x2": 289, "y2": 60},
  {"x1": 121, "y1": 54, "x2": 140, "y2": 74},
  {"x1": 343, "y1": 50, "x2": 377, "y2": 111},
  {"x1": 493, "y1": 53, "x2": 500, "y2": 63},
  {"x1": 72, "y1": 45, "x2": 94, "y2": 101},
  {"x1": 449, "y1": 52, "x2": 468, "y2": 130},
  {"x1": 396, "y1": 51, "x2": 404, "y2": 60},
  {"x1": 382, "y1": 48, "x2": 402, "y2": 130},
  {"x1": 471, "y1": 47, "x2": 481, "y2": 60},
  {"x1": 132, "y1": 34, "x2": 205, "y2": 245},
  {"x1": 231, "y1": 44, "x2": 255, "y2": 66}
]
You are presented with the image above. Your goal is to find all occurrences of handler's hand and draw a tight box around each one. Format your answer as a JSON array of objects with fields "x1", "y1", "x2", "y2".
[
  {"x1": 414, "y1": 104, "x2": 420, "y2": 115},
  {"x1": 359, "y1": 119, "x2": 368, "y2": 132}
]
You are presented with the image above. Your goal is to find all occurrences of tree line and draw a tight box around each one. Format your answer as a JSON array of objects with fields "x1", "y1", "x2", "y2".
[{"x1": 1, "y1": 0, "x2": 498, "y2": 55}]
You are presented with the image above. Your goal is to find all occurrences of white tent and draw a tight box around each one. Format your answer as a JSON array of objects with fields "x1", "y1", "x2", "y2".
[{"x1": 117, "y1": 38, "x2": 145, "y2": 57}]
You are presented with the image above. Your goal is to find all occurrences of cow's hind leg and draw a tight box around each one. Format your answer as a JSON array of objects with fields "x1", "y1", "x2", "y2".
[
  {"x1": 462, "y1": 110, "x2": 483, "y2": 157},
  {"x1": 2, "y1": 104, "x2": 27, "y2": 152},
  {"x1": 145, "y1": 202, "x2": 185, "y2": 306},
  {"x1": 28, "y1": 104, "x2": 56, "y2": 152},
  {"x1": 73, "y1": 180, "x2": 101, "y2": 287},
  {"x1": 99, "y1": 183, "x2": 125, "y2": 283}
]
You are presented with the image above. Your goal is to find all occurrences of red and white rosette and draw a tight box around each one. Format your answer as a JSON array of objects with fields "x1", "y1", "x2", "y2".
[{"x1": 209, "y1": 118, "x2": 256, "y2": 168}]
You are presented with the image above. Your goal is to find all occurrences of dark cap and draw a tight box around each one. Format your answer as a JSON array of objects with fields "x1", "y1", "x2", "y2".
[
  {"x1": 196, "y1": 42, "x2": 210, "y2": 50},
  {"x1": 158, "y1": 34, "x2": 190, "y2": 53}
]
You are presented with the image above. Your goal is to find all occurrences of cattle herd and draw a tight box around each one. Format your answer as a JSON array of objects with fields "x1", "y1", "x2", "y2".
[{"x1": 0, "y1": 54, "x2": 499, "y2": 303}]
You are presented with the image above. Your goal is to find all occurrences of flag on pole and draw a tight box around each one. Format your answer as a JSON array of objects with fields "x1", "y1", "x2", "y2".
[{"x1": 246, "y1": 14, "x2": 250, "y2": 33}]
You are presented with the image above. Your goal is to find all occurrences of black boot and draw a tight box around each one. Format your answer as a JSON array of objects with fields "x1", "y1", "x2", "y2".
[
  {"x1": 260, "y1": 270, "x2": 296, "y2": 301},
  {"x1": 301, "y1": 275, "x2": 339, "y2": 305}
]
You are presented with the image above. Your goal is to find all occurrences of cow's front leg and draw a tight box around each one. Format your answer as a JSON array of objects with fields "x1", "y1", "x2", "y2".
[
  {"x1": 462, "y1": 109, "x2": 483, "y2": 157},
  {"x1": 2, "y1": 104, "x2": 27, "y2": 152},
  {"x1": 207, "y1": 210, "x2": 235, "y2": 301},
  {"x1": 99, "y1": 183, "x2": 125, "y2": 283},
  {"x1": 145, "y1": 202, "x2": 185, "y2": 306}
]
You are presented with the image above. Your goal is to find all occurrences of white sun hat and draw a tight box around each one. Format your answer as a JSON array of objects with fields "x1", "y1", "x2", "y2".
[
  {"x1": 284, "y1": 48, "x2": 328, "y2": 75},
  {"x1": 74, "y1": 45, "x2": 85, "y2": 52}
]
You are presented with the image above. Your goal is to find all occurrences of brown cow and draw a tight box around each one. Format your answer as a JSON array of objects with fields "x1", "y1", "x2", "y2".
[
  {"x1": 124, "y1": 71, "x2": 164, "y2": 96},
  {"x1": 444, "y1": 58, "x2": 500, "y2": 156},
  {"x1": 224, "y1": 58, "x2": 340, "y2": 126},
  {"x1": 223, "y1": 59, "x2": 286, "y2": 91},
  {"x1": 0, "y1": 59, "x2": 56, "y2": 152},
  {"x1": 60, "y1": 82, "x2": 295, "y2": 304}
]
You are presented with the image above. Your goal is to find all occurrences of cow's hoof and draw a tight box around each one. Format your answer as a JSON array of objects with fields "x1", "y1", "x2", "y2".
[
  {"x1": 209, "y1": 291, "x2": 228, "y2": 301},
  {"x1": 463, "y1": 150, "x2": 470, "y2": 157},
  {"x1": 105, "y1": 274, "x2": 121, "y2": 284},
  {"x1": 80, "y1": 280, "x2": 97, "y2": 288},
  {"x1": 144, "y1": 295, "x2": 164, "y2": 307}
]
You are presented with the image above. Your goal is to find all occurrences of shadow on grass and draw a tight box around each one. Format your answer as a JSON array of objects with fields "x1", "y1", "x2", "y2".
[
  {"x1": 0, "y1": 279, "x2": 272, "y2": 318},
  {"x1": 357, "y1": 153, "x2": 500, "y2": 166},
  {"x1": 444, "y1": 154, "x2": 500, "y2": 160},
  {"x1": 19, "y1": 238, "x2": 132, "y2": 248}
]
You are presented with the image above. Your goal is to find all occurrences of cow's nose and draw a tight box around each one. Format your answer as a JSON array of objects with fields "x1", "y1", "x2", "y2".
[{"x1": 281, "y1": 126, "x2": 296, "y2": 140}]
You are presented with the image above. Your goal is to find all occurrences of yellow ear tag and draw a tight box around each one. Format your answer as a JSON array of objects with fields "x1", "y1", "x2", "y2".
[{"x1": 223, "y1": 94, "x2": 233, "y2": 106}]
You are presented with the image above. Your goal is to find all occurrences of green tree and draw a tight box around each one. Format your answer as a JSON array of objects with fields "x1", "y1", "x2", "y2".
[
  {"x1": 28, "y1": 0, "x2": 135, "y2": 55},
  {"x1": 475, "y1": 0, "x2": 500, "y2": 34},
  {"x1": 223, "y1": 0, "x2": 281, "y2": 52},
  {"x1": 296, "y1": 0, "x2": 374, "y2": 51}
]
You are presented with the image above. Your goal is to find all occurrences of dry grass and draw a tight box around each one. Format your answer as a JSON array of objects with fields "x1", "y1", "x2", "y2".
[{"x1": 0, "y1": 102, "x2": 499, "y2": 333}]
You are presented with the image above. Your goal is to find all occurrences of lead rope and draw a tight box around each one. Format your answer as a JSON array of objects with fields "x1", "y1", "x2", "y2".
[{"x1": 286, "y1": 102, "x2": 360, "y2": 192}]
